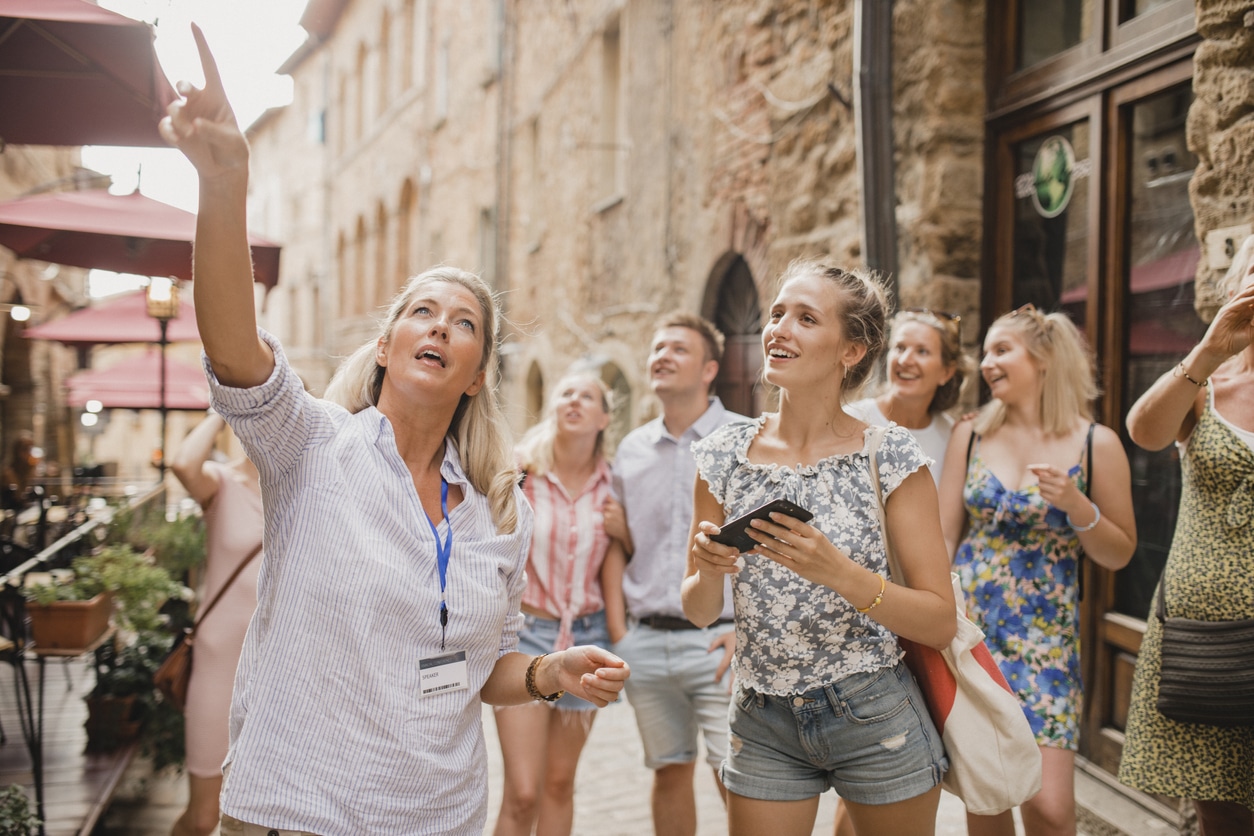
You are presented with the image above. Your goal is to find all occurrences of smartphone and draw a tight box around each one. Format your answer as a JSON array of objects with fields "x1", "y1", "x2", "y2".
[{"x1": 709, "y1": 498, "x2": 814, "y2": 553}]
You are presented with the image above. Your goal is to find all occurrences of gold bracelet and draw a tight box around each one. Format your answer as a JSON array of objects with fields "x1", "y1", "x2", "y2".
[
  {"x1": 525, "y1": 653, "x2": 565, "y2": 702},
  {"x1": 1173, "y1": 362, "x2": 1208, "y2": 388},
  {"x1": 855, "y1": 573, "x2": 887, "y2": 614}
]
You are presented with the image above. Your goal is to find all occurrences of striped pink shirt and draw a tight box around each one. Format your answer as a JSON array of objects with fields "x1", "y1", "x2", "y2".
[{"x1": 521, "y1": 458, "x2": 612, "y2": 650}]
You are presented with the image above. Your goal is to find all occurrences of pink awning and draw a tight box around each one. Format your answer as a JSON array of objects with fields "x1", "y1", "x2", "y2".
[
  {"x1": 0, "y1": 0, "x2": 176, "y2": 147},
  {"x1": 0, "y1": 189, "x2": 281, "y2": 288},
  {"x1": 66, "y1": 350, "x2": 208, "y2": 411}
]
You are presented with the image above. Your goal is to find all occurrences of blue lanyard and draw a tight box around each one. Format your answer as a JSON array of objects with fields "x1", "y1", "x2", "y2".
[{"x1": 424, "y1": 479, "x2": 452, "y2": 645}]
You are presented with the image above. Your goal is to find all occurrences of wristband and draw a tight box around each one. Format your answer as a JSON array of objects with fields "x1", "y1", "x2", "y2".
[
  {"x1": 1067, "y1": 501, "x2": 1101, "y2": 532},
  {"x1": 1172, "y1": 362, "x2": 1208, "y2": 388},
  {"x1": 525, "y1": 653, "x2": 565, "y2": 702},
  {"x1": 855, "y1": 573, "x2": 886, "y2": 614}
]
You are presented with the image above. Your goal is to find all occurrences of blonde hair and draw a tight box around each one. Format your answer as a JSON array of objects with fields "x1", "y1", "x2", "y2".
[
  {"x1": 323, "y1": 266, "x2": 519, "y2": 534},
  {"x1": 1219, "y1": 234, "x2": 1254, "y2": 298},
  {"x1": 889, "y1": 310, "x2": 975, "y2": 414},
  {"x1": 974, "y1": 307, "x2": 1098, "y2": 436},
  {"x1": 773, "y1": 258, "x2": 890, "y2": 400},
  {"x1": 515, "y1": 370, "x2": 613, "y2": 477}
]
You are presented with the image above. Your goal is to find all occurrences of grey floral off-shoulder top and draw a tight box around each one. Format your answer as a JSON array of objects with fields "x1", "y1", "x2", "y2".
[{"x1": 692, "y1": 417, "x2": 930, "y2": 695}]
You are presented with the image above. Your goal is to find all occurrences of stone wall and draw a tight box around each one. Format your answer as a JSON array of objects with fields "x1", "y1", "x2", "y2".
[
  {"x1": 1188, "y1": 0, "x2": 1254, "y2": 317},
  {"x1": 0, "y1": 148, "x2": 89, "y2": 472},
  {"x1": 253, "y1": 0, "x2": 989, "y2": 431}
]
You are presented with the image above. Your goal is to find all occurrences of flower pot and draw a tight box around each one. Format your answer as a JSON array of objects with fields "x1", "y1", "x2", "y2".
[
  {"x1": 84, "y1": 694, "x2": 142, "y2": 751},
  {"x1": 27, "y1": 592, "x2": 112, "y2": 651}
]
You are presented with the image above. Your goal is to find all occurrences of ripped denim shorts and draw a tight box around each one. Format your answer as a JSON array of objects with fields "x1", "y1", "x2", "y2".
[{"x1": 721, "y1": 660, "x2": 947, "y2": 804}]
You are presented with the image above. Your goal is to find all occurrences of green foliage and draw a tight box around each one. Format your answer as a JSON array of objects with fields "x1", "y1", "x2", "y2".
[
  {"x1": 105, "y1": 505, "x2": 206, "y2": 576},
  {"x1": 141, "y1": 696, "x2": 186, "y2": 774},
  {"x1": 81, "y1": 546, "x2": 181, "y2": 633},
  {"x1": 0, "y1": 785, "x2": 40, "y2": 836}
]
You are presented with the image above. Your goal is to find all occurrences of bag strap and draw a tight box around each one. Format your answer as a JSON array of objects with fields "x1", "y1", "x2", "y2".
[
  {"x1": 190, "y1": 542, "x2": 262, "y2": 636},
  {"x1": 865, "y1": 425, "x2": 905, "y2": 585},
  {"x1": 1155, "y1": 571, "x2": 1169, "y2": 623}
]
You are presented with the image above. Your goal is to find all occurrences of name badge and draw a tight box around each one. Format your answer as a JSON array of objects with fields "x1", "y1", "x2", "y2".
[{"x1": 420, "y1": 650, "x2": 469, "y2": 697}]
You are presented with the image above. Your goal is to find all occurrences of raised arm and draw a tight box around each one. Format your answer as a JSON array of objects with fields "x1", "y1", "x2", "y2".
[
  {"x1": 1127, "y1": 279, "x2": 1254, "y2": 450},
  {"x1": 159, "y1": 24, "x2": 272, "y2": 388},
  {"x1": 170, "y1": 411, "x2": 225, "y2": 507}
]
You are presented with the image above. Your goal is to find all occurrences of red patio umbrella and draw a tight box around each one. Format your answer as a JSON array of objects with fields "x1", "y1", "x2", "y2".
[
  {"x1": 23, "y1": 288, "x2": 199, "y2": 347},
  {"x1": 0, "y1": 0, "x2": 177, "y2": 147},
  {"x1": 66, "y1": 350, "x2": 208, "y2": 411},
  {"x1": 0, "y1": 189, "x2": 281, "y2": 287}
]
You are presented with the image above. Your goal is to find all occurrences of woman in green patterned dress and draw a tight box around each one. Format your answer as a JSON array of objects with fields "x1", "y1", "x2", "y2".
[{"x1": 1119, "y1": 235, "x2": 1254, "y2": 836}]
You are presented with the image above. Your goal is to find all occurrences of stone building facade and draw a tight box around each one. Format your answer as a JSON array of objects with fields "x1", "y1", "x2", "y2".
[
  {"x1": 0, "y1": 148, "x2": 92, "y2": 478},
  {"x1": 246, "y1": 1, "x2": 1251, "y2": 822}
]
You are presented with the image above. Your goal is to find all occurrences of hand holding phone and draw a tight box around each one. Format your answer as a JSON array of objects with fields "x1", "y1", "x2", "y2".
[{"x1": 709, "y1": 498, "x2": 814, "y2": 553}]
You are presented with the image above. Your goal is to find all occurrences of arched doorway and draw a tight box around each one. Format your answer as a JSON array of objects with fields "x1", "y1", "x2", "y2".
[{"x1": 704, "y1": 254, "x2": 763, "y2": 418}]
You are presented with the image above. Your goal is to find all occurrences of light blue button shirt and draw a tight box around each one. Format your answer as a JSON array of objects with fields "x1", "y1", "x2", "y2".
[
  {"x1": 206, "y1": 331, "x2": 532, "y2": 836},
  {"x1": 611, "y1": 398, "x2": 746, "y2": 621}
]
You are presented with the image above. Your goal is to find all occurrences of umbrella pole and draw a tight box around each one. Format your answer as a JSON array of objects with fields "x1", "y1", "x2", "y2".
[{"x1": 158, "y1": 318, "x2": 168, "y2": 481}]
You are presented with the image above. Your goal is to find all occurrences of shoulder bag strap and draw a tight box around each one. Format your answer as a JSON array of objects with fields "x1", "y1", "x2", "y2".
[
  {"x1": 1084, "y1": 422, "x2": 1095, "y2": 497},
  {"x1": 190, "y1": 542, "x2": 263, "y2": 636},
  {"x1": 865, "y1": 425, "x2": 904, "y2": 584}
]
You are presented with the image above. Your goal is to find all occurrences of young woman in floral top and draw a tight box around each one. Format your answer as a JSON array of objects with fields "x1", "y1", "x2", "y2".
[{"x1": 682, "y1": 259, "x2": 957, "y2": 836}]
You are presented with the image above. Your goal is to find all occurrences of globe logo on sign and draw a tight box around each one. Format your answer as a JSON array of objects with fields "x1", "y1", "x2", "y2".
[{"x1": 1031, "y1": 135, "x2": 1076, "y2": 219}]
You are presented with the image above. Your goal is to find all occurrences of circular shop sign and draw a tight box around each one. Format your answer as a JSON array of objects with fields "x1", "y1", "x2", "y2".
[{"x1": 1031, "y1": 135, "x2": 1076, "y2": 219}]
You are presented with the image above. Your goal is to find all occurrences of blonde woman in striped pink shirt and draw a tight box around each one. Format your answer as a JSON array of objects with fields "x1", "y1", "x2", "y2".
[{"x1": 494, "y1": 369, "x2": 627, "y2": 836}]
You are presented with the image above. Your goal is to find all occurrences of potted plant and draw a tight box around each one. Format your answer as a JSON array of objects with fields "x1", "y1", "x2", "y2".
[
  {"x1": 23, "y1": 545, "x2": 182, "y2": 650},
  {"x1": 0, "y1": 784, "x2": 40, "y2": 836},
  {"x1": 23, "y1": 569, "x2": 111, "y2": 651},
  {"x1": 85, "y1": 631, "x2": 171, "y2": 751}
]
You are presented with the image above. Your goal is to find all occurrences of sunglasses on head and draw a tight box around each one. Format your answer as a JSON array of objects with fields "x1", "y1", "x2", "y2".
[{"x1": 901, "y1": 307, "x2": 962, "y2": 335}]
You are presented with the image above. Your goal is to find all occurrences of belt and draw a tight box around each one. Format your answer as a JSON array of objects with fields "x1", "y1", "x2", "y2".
[{"x1": 638, "y1": 615, "x2": 734, "y2": 631}]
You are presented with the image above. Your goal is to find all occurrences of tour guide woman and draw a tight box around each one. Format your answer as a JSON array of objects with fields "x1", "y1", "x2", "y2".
[{"x1": 160, "y1": 26, "x2": 628, "y2": 835}]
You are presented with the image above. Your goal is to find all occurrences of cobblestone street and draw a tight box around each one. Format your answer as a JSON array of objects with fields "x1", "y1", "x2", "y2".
[{"x1": 100, "y1": 696, "x2": 987, "y2": 834}]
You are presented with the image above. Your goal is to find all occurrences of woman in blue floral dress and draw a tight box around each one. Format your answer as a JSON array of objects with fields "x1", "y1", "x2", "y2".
[
  {"x1": 938, "y1": 306, "x2": 1137, "y2": 836},
  {"x1": 683, "y1": 259, "x2": 958, "y2": 836}
]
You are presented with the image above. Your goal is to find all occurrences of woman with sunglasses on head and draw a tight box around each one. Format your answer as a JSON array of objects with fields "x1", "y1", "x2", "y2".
[
  {"x1": 159, "y1": 27, "x2": 628, "y2": 835},
  {"x1": 1117, "y1": 235, "x2": 1254, "y2": 836},
  {"x1": 938, "y1": 305, "x2": 1137, "y2": 836},
  {"x1": 846, "y1": 309, "x2": 975, "y2": 487},
  {"x1": 683, "y1": 258, "x2": 956, "y2": 836},
  {"x1": 833, "y1": 307, "x2": 973, "y2": 835},
  {"x1": 493, "y1": 369, "x2": 626, "y2": 836}
]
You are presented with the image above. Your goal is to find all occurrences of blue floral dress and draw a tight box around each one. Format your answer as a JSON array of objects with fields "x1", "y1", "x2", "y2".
[{"x1": 953, "y1": 435, "x2": 1089, "y2": 750}]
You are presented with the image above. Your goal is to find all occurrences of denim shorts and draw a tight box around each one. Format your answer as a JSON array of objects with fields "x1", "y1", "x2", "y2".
[
  {"x1": 611, "y1": 623, "x2": 733, "y2": 770},
  {"x1": 723, "y1": 661, "x2": 947, "y2": 804},
  {"x1": 516, "y1": 610, "x2": 609, "y2": 711}
]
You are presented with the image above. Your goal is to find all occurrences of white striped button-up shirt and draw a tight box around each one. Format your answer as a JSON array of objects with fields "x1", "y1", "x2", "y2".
[
  {"x1": 520, "y1": 460, "x2": 612, "y2": 649},
  {"x1": 612, "y1": 398, "x2": 745, "y2": 621},
  {"x1": 207, "y1": 332, "x2": 532, "y2": 835}
]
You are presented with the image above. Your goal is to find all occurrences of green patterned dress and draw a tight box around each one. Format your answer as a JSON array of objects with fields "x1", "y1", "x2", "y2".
[{"x1": 1118, "y1": 394, "x2": 1254, "y2": 809}]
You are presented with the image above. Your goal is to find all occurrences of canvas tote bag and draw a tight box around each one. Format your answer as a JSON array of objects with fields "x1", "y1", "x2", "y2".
[{"x1": 866, "y1": 426, "x2": 1042, "y2": 815}]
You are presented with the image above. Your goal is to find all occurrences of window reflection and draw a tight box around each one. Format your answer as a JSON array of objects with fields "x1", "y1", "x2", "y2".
[
  {"x1": 1012, "y1": 123, "x2": 1091, "y2": 328},
  {"x1": 1125, "y1": 0, "x2": 1175, "y2": 21},
  {"x1": 1116, "y1": 84, "x2": 1203, "y2": 620},
  {"x1": 1017, "y1": 0, "x2": 1092, "y2": 70}
]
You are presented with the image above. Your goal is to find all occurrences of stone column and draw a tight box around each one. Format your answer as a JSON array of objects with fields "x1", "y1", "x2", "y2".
[{"x1": 1187, "y1": 0, "x2": 1254, "y2": 318}]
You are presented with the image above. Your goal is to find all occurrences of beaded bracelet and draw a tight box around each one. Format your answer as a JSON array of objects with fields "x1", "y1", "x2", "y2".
[
  {"x1": 1172, "y1": 362, "x2": 1208, "y2": 388},
  {"x1": 1067, "y1": 501, "x2": 1101, "y2": 532},
  {"x1": 525, "y1": 653, "x2": 565, "y2": 702},
  {"x1": 855, "y1": 573, "x2": 886, "y2": 613}
]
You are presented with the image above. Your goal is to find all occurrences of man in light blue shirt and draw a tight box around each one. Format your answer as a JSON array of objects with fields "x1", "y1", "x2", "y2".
[{"x1": 604, "y1": 312, "x2": 748, "y2": 836}]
